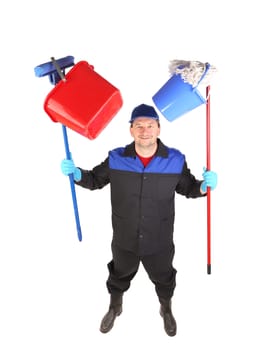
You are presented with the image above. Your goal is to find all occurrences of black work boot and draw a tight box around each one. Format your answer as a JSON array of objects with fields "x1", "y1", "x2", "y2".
[
  {"x1": 159, "y1": 298, "x2": 177, "y2": 337},
  {"x1": 100, "y1": 294, "x2": 123, "y2": 333}
]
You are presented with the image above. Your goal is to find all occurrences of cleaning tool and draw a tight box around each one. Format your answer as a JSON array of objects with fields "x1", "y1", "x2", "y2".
[
  {"x1": 152, "y1": 60, "x2": 217, "y2": 274},
  {"x1": 34, "y1": 56, "x2": 123, "y2": 241}
]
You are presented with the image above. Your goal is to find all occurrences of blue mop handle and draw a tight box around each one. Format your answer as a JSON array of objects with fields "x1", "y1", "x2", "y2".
[
  {"x1": 62, "y1": 124, "x2": 82, "y2": 241},
  {"x1": 50, "y1": 57, "x2": 82, "y2": 242},
  {"x1": 34, "y1": 55, "x2": 82, "y2": 241}
]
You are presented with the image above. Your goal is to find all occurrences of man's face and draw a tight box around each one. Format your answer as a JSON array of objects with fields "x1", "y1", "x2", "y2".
[{"x1": 130, "y1": 117, "x2": 160, "y2": 148}]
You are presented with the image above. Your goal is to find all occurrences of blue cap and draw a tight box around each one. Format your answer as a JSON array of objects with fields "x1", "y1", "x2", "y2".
[{"x1": 129, "y1": 104, "x2": 160, "y2": 123}]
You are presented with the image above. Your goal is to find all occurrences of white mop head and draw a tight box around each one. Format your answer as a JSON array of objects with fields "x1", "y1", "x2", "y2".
[{"x1": 168, "y1": 60, "x2": 217, "y2": 87}]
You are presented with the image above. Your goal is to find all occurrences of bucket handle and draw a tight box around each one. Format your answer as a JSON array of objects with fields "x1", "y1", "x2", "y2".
[{"x1": 51, "y1": 57, "x2": 67, "y2": 82}]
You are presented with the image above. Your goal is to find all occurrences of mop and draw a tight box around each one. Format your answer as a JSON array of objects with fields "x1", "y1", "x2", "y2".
[
  {"x1": 34, "y1": 56, "x2": 123, "y2": 241},
  {"x1": 168, "y1": 59, "x2": 217, "y2": 87},
  {"x1": 152, "y1": 59, "x2": 217, "y2": 274}
]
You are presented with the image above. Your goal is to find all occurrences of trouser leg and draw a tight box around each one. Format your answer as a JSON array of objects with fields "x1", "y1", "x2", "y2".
[
  {"x1": 100, "y1": 243, "x2": 140, "y2": 333},
  {"x1": 141, "y1": 245, "x2": 177, "y2": 336},
  {"x1": 106, "y1": 242, "x2": 140, "y2": 294},
  {"x1": 141, "y1": 245, "x2": 177, "y2": 300}
]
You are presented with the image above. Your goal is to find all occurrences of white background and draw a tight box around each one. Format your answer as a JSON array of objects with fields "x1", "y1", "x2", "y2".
[{"x1": 1, "y1": 1, "x2": 264, "y2": 349}]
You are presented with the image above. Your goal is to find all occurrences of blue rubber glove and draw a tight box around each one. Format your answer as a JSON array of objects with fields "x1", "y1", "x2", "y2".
[
  {"x1": 61, "y1": 159, "x2": 81, "y2": 181},
  {"x1": 201, "y1": 167, "x2": 217, "y2": 193}
]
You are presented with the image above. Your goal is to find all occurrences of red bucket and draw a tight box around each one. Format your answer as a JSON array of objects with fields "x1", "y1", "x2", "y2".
[{"x1": 44, "y1": 61, "x2": 123, "y2": 139}]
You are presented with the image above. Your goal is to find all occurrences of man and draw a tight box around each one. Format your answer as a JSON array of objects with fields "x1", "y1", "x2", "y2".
[{"x1": 61, "y1": 103, "x2": 217, "y2": 336}]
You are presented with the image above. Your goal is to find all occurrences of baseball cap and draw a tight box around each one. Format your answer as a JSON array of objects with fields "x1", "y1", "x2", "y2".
[{"x1": 129, "y1": 104, "x2": 160, "y2": 123}]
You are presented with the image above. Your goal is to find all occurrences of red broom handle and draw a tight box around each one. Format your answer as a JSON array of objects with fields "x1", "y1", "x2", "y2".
[{"x1": 206, "y1": 85, "x2": 211, "y2": 274}]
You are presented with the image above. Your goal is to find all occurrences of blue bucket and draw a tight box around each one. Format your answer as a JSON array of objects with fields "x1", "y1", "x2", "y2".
[{"x1": 152, "y1": 63, "x2": 210, "y2": 121}]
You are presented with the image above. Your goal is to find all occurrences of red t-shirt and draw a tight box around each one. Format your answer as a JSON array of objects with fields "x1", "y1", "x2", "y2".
[{"x1": 137, "y1": 153, "x2": 154, "y2": 167}]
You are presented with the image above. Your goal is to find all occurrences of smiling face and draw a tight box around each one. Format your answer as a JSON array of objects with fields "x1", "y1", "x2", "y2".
[{"x1": 130, "y1": 117, "x2": 160, "y2": 156}]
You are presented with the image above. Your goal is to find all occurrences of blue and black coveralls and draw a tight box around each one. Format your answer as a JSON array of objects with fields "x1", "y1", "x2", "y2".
[{"x1": 76, "y1": 139, "x2": 205, "y2": 300}]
